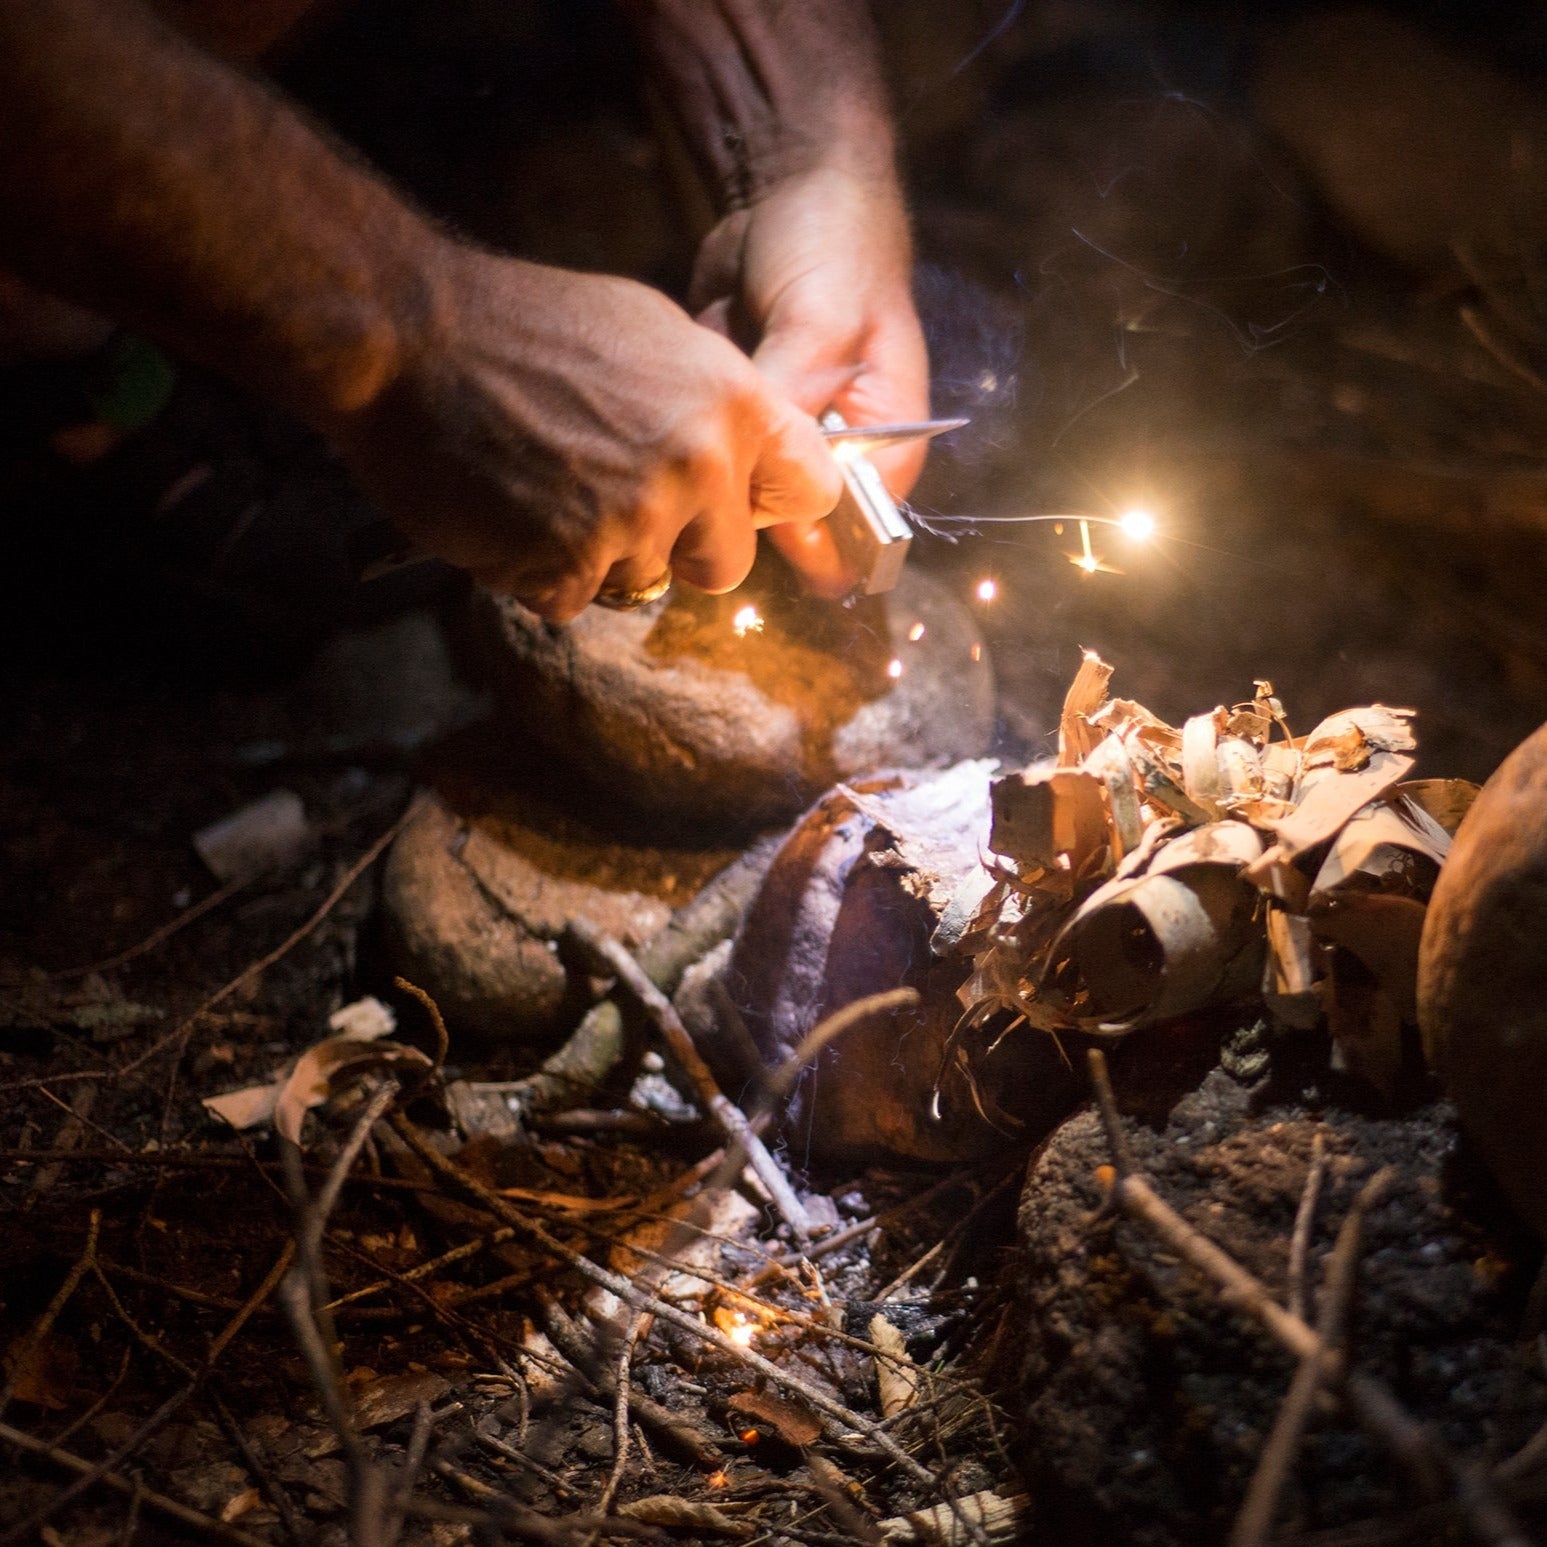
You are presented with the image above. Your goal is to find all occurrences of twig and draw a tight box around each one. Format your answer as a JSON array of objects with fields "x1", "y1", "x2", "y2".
[
  {"x1": 389, "y1": 1112, "x2": 944, "y2": 1491},
  {"x1": 208, "y1": 1385, "x2": 307, "y2": 1547},
  {"x1": 0, "y1": 1420, "x2": 271, "y2": 1547},
  {"x1": 564, "y1": 918, "x2": 813, "y2": 1241},
  {"x1": 116, "y1": 796, "x2": 423, "y2": 1082},
  {"x1": 17, "y1": 874, "x2": 249, "y2": 984},
  {"x1": 1230, "y1": 1166, "x2": 1397, "y2": 1547},
  {"x1": 1084, "y1": 1050, "x2": 1531, "y2": 1547},
  {"x1": 394, "y1": 975, "x2": 449, "y2": 1077},
  {"x1": 0, "y1": 1241, "x2": 294, "y2": 1547},
  {"x1": 0, "y1": 1208, "x2": 100, "y2": 1422},
  {"x1": 279, "y1": 1081, "x2": 401, "y2": 1547},
  {"x1": 1287, "y1": 1130, "x2": 1327, "y2": 1325},
  {"x1": 597, "y1": 1312, "x2": 646, "y2": 1518}
]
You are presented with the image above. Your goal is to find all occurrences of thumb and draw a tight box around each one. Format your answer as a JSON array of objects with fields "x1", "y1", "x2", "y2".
[{"x1": 753, "y1": 313, "x2": 859, "y2": 418}]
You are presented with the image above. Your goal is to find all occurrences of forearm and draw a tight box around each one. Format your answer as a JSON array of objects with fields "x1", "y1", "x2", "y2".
[
  {"x1": 0, "y1": 0, "x2": 441, "y2": 426},
  {"x1": 618, "y1": 0, "x2": 896, "y2": 208}
]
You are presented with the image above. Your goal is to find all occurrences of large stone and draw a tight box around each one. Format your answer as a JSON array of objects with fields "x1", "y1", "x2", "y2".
[
  {"x1": 1016, "y1": 1067, "x2": 1544, "y2": 1546},
  {"x1": 462, "y1": 560, "x2": 995, "y2": 833},
  {"x1": 382, "y1": 786, "x2": 735, "y2": 1043},
  {"x1": 1419, "y1": 720, "x2": 1547, "y2": 1237},
  {"x1": 722, "y1": 762, "x2": 1078, "y2": 1163}
]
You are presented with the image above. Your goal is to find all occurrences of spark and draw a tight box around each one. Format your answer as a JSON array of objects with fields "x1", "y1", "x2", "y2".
[
  {"x1": 1066, "y1": 517, "x2": 1122, "y2": 576},
  {"x1": 907, "y1": 621, "x2": 926, "y2": 642},
  {"x1": 970, "y1": 642, "x2": 983, "y2": 663},
  {"x1": 887, "y1": 657, "x2": 904, "y2": 680},
  {"x1": 731, "y1": 604, "x2": 763, "y2": 637},
  {"x1": 1119, "y1": 506, "x2": 1157, "y2": 541},
  {"x1": 974, "y1": 576, "x2": 998, "y2": 603},
  {"x1": 728, "y1": 1316, "x2": 756, "y2": 1347}
]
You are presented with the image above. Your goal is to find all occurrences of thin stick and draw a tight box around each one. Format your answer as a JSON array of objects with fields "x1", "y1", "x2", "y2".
[
  {"x1": 0, "y1": 1208, "x2": 100, "y2": 1422},
  {"x1": 394, "y1": 976, "x2": 449, "y2": 1077},
  {"x1": 1287, "y1": 1130, "x2": 1327, "y2": 1324},
  {"x1": 0, "y1": 1420, "x2": 271, "y2": 1547},
  {"x1": 116, "y1": 796, "x2": 423, "y2": 1082},
  {"x1": 1085, "y1": 1050, "x2": 1530, "y2": 1547},
  {"x1": 279, "y1": 1082, "x2": 401, "y2": 1547},
  {"x1": 597, "y1": 1312, "x2": 646, "y2": 1517},
  {"x1": 564, "y1": 918, "x2": 812, "y2": 1241},
  {"x1": 389, "y1": 1112, "x2": 943, "y2": 1491},
  {"x1": 1230, "y1": 1167, "x2": 1397, "y2": 1547}
]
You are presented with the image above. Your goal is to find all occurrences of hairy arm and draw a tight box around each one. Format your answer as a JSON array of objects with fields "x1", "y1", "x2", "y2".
[
  {"x1": 0, "y1": 0, "x2": 839, "y2": 616},
  {"x1": 0, "y1": 0, "x2": 430, "y2": 426}
]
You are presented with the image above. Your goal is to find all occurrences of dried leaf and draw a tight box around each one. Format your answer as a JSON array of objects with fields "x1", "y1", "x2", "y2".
[
  {"x1": 619, "y1": 1497, "x2": 752, "y2": 1536},
  {"x1": 351, "y1": 1370, "x2": 451, "y2": 1431},
  {"x1": 725, "y1": 1389, "x2": 821, "y2": 1449},
  {"x1": 203, "y1": 998, "x2": 428, "y2": 1146},
  {"x1": 869, "y1": 1314, "x2": 921, "y2": 1417}
]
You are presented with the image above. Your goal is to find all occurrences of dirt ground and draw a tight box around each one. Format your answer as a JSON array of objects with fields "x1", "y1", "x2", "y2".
[{"x1": 6, "y1": 3, "x2": 1547, "y2": 1545}]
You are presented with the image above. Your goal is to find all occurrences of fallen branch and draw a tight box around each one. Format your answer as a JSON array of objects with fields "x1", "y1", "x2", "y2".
[
  {"x1": 1287, "y1": 1130, "x2": 1327, "y2": 1324},
  {"x1": 564, "y1": 918, "x2": 813, "y2": 1241}
]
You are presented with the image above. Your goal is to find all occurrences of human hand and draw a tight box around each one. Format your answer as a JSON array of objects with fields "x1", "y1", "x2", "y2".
[
  {"x1": 328, "y1": 245, "x2": 841, "y2": 620},
  {"x1": 690, "y1": 164, "x2": 929, "y2": 597}
]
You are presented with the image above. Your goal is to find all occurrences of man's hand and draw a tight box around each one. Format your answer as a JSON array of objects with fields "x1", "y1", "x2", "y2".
[
  {"x1": 690, "y1": 164, "x2": 929, "y2": 597},
  {"x1": 331, "y1": 248, "x2": 841, "y2": 620}
]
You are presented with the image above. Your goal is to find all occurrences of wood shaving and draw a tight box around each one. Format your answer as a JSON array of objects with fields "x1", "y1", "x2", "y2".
[{"x1": 946, "y1": 655, "x2": 1474, "y2": 1083}]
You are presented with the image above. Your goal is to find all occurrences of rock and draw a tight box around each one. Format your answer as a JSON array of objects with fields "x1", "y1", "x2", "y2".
[
  {"x1": 462, "y1": 559, "x2": 995, "y2": 833},
  {"x1": 1255, "y1": 10, "x2": 1547, "y2": 272},
  {"x1": 1015, "y1": 1067, "x2": 1546, "y2": 1547},
  {"x1": 1419, "y1": 720, "x2": 1547, "y2": 1236},
  {"x1": 723, "y1": 762, "x2": 1078, "y2": 1162},
  {"x1": 382, "y1": 788, "x2": 735, "y2": 1042}
]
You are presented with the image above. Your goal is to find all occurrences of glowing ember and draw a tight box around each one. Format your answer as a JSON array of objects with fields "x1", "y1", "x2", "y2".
[
  {"x1": 1119, "y1": 506, "x2": 1157, "y2": 541},
  {"x1": 728, "y1": 1317, "x2": 756, "y2": 1347},
  {"x1": 886, "y1": 657, "x2": 904, "y2": 680},
  {"x1": 974, "y1": 577, "x2": 998, "y2": 603},
  {"x1": 907, "y1": 621, "x2": 926, "y2": 642},
  {"x1": 708, "y1": 1471, "x2": 729, "y2": 1490},
  {"x1": 731, "y1": 604, "x2": 763, "y2": 637},
  {"x1": 970, "y1": 642, "x2": 983, "y2": 663}
]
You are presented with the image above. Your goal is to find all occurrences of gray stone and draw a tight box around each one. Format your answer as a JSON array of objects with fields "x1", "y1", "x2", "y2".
[
  {"x1": 1419, "y1": 719, "x2": 1547, "y2": 1237},
  {"x1": 1016, "y1": 1068, "x2": 1545, "y2": 1546},
  {"x1": 382, "y1": 788, "x2": 735, "y2": 1043},
  {"x1": 462, "y1": 560, "x2": 995, "y2": 833},
  {"x1": 723, "y1": 762, "x2": 1077, "y2": 1163}
]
